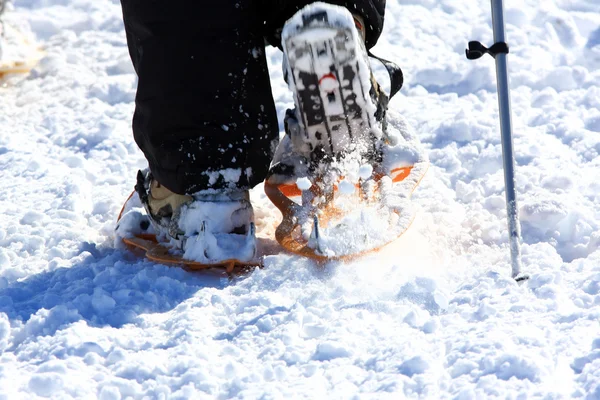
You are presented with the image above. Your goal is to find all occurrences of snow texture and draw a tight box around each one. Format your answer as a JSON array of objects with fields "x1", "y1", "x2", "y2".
[
  {"x1": 296, "y1": 177, "x2": 312, "y2": 191},
  {"x1": 1, "y1": 0, "x2": 600, "y2": 398},
  {"x1": 174, "y1": 196, "x2": 255, "y2": 262}
]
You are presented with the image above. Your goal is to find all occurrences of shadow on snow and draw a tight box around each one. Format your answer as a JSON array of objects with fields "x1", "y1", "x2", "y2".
[{"x1": 0, "y1": 242, "x2": 228, "y2": 334}]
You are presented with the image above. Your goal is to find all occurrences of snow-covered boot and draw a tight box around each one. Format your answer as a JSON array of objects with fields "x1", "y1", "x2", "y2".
[
  {"x1": 268, "y1": 2, "x2": 396, "y2": 186},
  {"x1": 117, "y1": 169, "x2": 257, "y2": 266},
  {"x1": 265, "y1": 2, "x2": 427, "y2": 260}
]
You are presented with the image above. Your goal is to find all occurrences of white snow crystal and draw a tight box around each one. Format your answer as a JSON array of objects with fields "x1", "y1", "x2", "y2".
[
  {"x1": 296, "y1": 177, "x2": 312, "y2": 191},
  {"x1": 338, "y1": 179, "x2": 355, "y2": 195},
  {"x1": 358, "y1": 164, "x2": 373, "y2": 180}
]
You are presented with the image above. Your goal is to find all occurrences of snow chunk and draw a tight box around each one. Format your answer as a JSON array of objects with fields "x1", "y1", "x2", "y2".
[
  {"x1": 488, "y1": 354, "x2": 541, "y2": 382},
  {"x1": 114, "y1": 209, "x2": 152, "y2": 240},
  {"x1": 296, "y1": 177, "x2": 312, "y2": 191},
  {"x1": 520, "y1": 199, "x2": 568, "y2": 229},
  {"x1": 398, "y1": 356, "x2": 429, "y2": 377},
  {"x1": 358, "y1": 164, "x2": 373, "y2": 180},
  {"x1": 91, "y1": 289, "x2": 116, "y2": 315},
  {"x1": 98, "y1": 386, "x2": 122, "y2": 400},
  {"x1": 474, "y1": 301, "x2": 497, "y2": 321},
  {"x1": 313, "y1": 342, "x2": 352, "y2": 361},
  {"x1": 421, "y1": 318, "x2": 439, "y2": 334},
  {"x1": 338, "y1": 179, "x2": 355, "y2": 195},
  {"x1": 20, "y1": 211, "x2": 46, "y2": 226},
  {"x1": 204, "y1": 168, "x2": 242, "y2": 186},
  {"x1": 302, "y1": 323, "x2": 326, "y2": 338},
  {"x1": 28, "y1": 373, "x2": 64, "y2": 397}
]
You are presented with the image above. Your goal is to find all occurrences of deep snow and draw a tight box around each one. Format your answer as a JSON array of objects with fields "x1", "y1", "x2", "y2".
[{"x1": 0, "y1": 0, "x2": 599, "y2": 398}]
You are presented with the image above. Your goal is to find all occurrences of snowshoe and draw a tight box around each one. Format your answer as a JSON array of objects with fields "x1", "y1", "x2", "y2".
[
  {"x1": 265, "y1": 2, "x2": 428, "y2": 261},
  {"x1": 0, "y1": 6, "x2": 44, "y2": 80},
  {"x1": 115, "y1": 170, "x2": 261, "y2": 275}
]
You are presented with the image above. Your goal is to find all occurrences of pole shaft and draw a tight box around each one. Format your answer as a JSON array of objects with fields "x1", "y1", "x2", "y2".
[{"x1": 491, "y1": 0, "x2": 522, "y2": 277}]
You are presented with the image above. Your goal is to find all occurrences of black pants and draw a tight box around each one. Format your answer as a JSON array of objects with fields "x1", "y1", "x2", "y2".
[{"x1": 121, "y1": 0, "x2": 386, "y2": 194}]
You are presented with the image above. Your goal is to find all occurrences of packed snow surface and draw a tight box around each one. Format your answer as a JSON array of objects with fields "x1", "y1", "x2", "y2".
[{"x1": 1, "y1": 0, "x2": 600, "y2": 398}]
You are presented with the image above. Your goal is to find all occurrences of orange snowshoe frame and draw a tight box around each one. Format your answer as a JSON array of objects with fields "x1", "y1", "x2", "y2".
[{"x1": 264, "y1": 165, "x2": 427, "y2": 261}]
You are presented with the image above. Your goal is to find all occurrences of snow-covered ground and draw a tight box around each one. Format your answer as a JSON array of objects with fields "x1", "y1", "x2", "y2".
[{"x1": 1, "y1": 0, "x2": 599, "y2": 398}]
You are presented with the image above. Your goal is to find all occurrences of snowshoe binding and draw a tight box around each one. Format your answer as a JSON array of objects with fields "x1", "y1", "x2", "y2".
[
  {"x1": 265, "y1": 2, "x2": 429, "y2": 261},
  {"x1": 116, "y1": 170, "x2": 260, "y2": 275}
]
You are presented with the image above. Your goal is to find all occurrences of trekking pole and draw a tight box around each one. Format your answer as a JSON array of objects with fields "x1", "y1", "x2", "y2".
[{"x1": 465, "y1": 0, "x2": 527, "y2": 281}]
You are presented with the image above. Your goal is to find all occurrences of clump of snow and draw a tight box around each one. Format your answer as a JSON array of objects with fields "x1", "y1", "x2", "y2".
[
  {"x1": 114, "y1": 208, "x2": 152, "y2": 240},
  {"x1": 337, "y1": 179, "x2": 355, "y2": 195},
  {"x1": 296, "y1": 177, "x2": 312, "y2": 191},
  {"x1": 358, "y1": 164, "x2": 373, "y2": 180},
  {"x1": 313, "y1": 341, "x2": 352, "y2": 361},
  {"x1": 203, "y1": 168, "x2": 242, "y2": 187},
  {"x1": 28, "y1": 373, "x2": 64, "y2": 397},
  {"x1": 398, "y1": 356, "x2": 429, "y2": 377}
]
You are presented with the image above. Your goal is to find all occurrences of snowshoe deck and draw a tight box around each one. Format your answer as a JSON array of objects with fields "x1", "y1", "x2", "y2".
[{"x1": 122, "y1": 235, "x2": 261, "y2": 275}]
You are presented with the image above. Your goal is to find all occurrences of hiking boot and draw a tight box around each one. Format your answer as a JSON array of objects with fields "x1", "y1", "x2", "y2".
[
  {"x1": 268, "y1": 2, "x2": 393, "y2": 184},
  {"x1": 135, "y1": 169, "x2": 256, "y2": 262}
]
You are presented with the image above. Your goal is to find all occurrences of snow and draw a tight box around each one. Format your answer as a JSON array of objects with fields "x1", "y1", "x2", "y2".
[
  {"x1": 178, "y1": 200, "x2": 257, "y2": 263},
  {"x1": 0, "y1": 0, "x2": 599, "y2": 398},
  {"x1": 358, "y1": 164, "x2": 373, "y2": 180},
  {"x1": 337, "y1": 179, "x2": 355, "y2": 195},
  {"x1": 296, "y1": 177, "x2": 312, "y2": 191}
]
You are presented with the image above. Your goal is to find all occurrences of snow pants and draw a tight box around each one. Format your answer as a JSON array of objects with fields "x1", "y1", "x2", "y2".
[{"x1": 121, "y1": 0, "x2": 386, "y2": 195}]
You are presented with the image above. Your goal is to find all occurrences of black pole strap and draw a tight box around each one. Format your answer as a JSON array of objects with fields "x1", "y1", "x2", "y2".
[
  {"x1": 368, "y1": 51, "x2": 404, "y2": 99},
  {"x1": 465, "y1": 41, "x2": 509, "y2": 60}
]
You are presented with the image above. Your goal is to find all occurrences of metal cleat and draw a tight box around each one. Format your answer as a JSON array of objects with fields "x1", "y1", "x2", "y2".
[{"x1": 309, "y1": 215, "x2": 324, "y2": 254}]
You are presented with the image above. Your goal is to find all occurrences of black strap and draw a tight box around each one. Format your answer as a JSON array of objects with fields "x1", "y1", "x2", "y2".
[
  {"x1": 368, "y1": 51, "x2": 404, "y2": 99},
  {"x1": 465, "y1": 41, "x2": 509, "y2": 60}
]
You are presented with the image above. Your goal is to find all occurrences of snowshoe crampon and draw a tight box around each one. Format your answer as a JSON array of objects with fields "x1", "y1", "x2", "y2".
[
  {"x1": 265, "y1": 3, "x2": 428, "y2": 261},
  {"x1": 116, "y1": 191, "x2": 262, "y2": 276}
]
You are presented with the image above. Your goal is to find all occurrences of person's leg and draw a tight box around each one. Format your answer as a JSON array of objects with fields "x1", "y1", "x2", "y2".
[{"x1": 121, "y1": 0, "x2": 279, "y2": 195}]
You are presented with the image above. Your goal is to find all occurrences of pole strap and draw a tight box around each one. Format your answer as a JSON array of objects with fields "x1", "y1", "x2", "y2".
[
  {"x1": 368, "y1": 51, "x2": 404, "y2": 98},
  {"x1": 465, "y1": 41, "x2": 509, "y2": 60}
]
